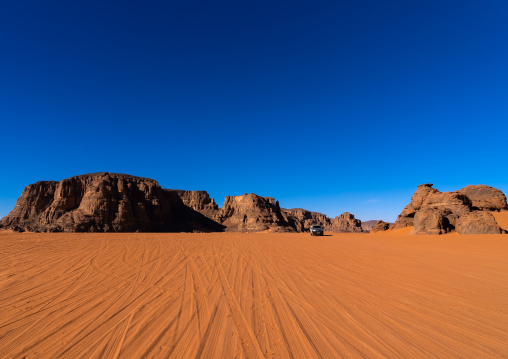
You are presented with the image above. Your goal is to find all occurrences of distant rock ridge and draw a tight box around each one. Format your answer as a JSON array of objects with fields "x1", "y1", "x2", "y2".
[
  {"x1": 281, "y1": 208, "x2": 331, "y2": 231},
  {"x1": 361, "y1": 220, "x2": 383, "y2": 232},
  {"x1": 1, "y1": 173, "x2": 364, "y2": 233},
  {"x1": 387, "y1": 184, "x2": 507, "y2": 235},
  {"x1": 281, "y1": 208, "x2": 363, "y2": 233}
]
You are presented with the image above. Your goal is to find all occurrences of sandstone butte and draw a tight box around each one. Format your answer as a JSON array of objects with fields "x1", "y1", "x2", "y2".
[{"x1": 0, "y1": 172, "x2": 363, "y2": 233}]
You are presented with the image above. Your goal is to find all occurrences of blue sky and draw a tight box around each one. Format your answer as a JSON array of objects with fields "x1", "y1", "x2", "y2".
[{"x1": 1, "y1": 1, "x2": 507, "y2": 222}]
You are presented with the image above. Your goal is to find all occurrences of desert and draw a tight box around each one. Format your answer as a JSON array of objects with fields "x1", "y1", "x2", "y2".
[
  {"x1": 2, "y1": 2, "x2": 508, "y2": 358},
  {"x1": 1, "y1": 230, "x2": 507, "y2": 358},
  {"x1": 1, "y1": 173, "x2": 508, "y2": 358}
]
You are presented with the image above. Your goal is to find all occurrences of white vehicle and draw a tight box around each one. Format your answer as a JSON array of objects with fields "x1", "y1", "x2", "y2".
[{"x1": 310, "y1": 225, "x2": 324, "y2": 236}]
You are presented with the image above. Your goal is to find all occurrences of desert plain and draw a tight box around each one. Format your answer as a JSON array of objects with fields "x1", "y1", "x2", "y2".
[{"x1": 0, "y1": 229, "x2": 507, "y2": 359}]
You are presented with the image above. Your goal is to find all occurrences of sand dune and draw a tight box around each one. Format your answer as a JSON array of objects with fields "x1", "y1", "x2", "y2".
[
  {"x1": 491, "y1": 211, "x2": 508, "y2": 232},
  {"x1": 0, "y1": 231, "x2": 507, "y2": 358}
]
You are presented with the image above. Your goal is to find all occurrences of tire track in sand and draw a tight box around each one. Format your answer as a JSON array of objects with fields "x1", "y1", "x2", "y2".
[
  {"x1": 0, "y1": 259, "x2": 95, "y2": 358},
  {"x1": 213, "y1": 245, "x2": 264, "y2": 359}
]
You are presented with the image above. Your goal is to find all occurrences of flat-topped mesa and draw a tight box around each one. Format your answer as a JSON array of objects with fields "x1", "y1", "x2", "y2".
[
  {"x1": 390, "y1": 184, "x2": 507, "y2": 235},
  {"x1": 1, "y1": 173, "x2": 224, "y2": 233},
  {"x1": 217, "y1": 193, "x2": 297, "y2": 232}
]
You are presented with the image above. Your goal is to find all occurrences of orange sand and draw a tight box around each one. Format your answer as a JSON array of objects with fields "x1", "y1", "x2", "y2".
[
  {"x1": 491, "y1": 211, "x2": 508, "y2": 232},
  {"x1": 0, "y1": 231, "x2": 507, "y2": 358},
  {"x1": 373, "y1": 226, "x2": 414, "y2": 235}
]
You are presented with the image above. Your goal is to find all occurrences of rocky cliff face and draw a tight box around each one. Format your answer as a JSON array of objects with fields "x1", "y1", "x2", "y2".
[
  {"x1": 217, "y1": 194, "x2": 297, "y2": 232},
  {"x1": 2, "y1": 173, "x2": 366, "y2": 233},
  {"x1": 391, "y1": 184, "x2": 507, "y2": 235},
  {"x1": 2, "y1": 181, "x2": 59, "y2": 228},
  {"x1": 1, "y1": 173, "x2": 224, "y2": 232},
  {"x1": 281, "y1": 208, "x2": 331, "y2": 231},
  {"x1": 328, "y1": 212, "x2": 363, "y2": 232},
  {"x1": 165, "y1": 189, "x2": 219, "y2": 220},
  {"x1": 281, "y1": 209, "x2": 363, "y2": 233}
]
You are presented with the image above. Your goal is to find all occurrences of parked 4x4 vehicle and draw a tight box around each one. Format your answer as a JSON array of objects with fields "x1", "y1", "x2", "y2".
[{"x1": 310, "y1": 225, "x2": 324, "y2": 236}]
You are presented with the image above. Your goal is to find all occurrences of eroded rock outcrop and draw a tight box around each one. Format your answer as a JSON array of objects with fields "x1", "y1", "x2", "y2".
[
  {"x1": 361, "y1": 220, "x2": 380, "y2": 232},
  {"x1": 217, "y1": 194, "x2": 297, "y2": 232},
  {"x1": 1, "y1": 173, "x2": 224, "y2": 232},
  {"x1": 165, "y1": 189, "x2": 219, "y2": 220},
  {"x1": 456, "y1": 212, "x2": 503, "y2": 234},
  {"x1": 413, "y1": 207, "x2": 454, "y2": 235},
  {"x1": 2, "y1": 181, "x2": 59, "y2": 230},
  {"x1": 457, "y1": 185, "x2": 507, "y2": 211},
  {"x1": 328, "y1": 212, "x2": 363, "y2": 232},
  {"x1": 281, "y1": 209, "x2": 364, "y2": 233},
  {"x1": 281, "y1": 208, "x2": 331, "y2": 232},
  {"x1": 2, "y1": 173, "x2": 366, "y2": 234},
  {"x1": 370, "y1": 220, "x2": 391, "y2": 233},
  {"x1": 393, "y1": 184, "x2": 507, "y2": 235}
]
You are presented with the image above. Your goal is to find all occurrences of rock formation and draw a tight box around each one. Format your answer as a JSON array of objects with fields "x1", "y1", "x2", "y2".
[
  {"x1": 327, "y1": 212, "x2": 363, "y2": 232},
  {"x1": 0, "y1": 173, "x2": 224, "y2": 233},
  {"x1": 361, "y1": 220, "x2": 380, "y2": 232},
  {"x1": 217, "y1": 194, "x2": 297, "y2": 232},
  {"x1": 370, "y1": 220, "x2": 391, "y2": 233},
  {"x1": 281, "y1": 208, "x2": 331, "y2": 231},
  {"x1": 281, "y1": 209, "x2": 364, "y2": 232},
  {"x1": 391, "y1": 184, "x2": 507, "y2": 235},
  {"x1": 165, "y1": 189, "x2": 219, "y2": 220},
  {"x1": 455, "y1": 212, "x2": 503, "y2": 234},
  {"x1": 2, "y1": 173, "x2": 366, "y2": 234},
  {"x1": 457, "y1": 185, "x2": 507, "y2": 211}
]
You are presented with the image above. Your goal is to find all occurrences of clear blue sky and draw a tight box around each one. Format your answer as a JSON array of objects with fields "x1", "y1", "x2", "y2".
[{"x1": 1, "y1": 1, "x2": 507, "y2": 222}]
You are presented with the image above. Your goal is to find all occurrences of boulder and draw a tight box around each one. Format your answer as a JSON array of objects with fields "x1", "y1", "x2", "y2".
[
  {"x1": 456, "y1": 212, "x2": 503, "y2": 234},
  {"x1": 457, "y1": 185, "x2": 508, "y2": 211},
  {"x1": 413, "y1": 207, "x2": 453, "y2": 235}
]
